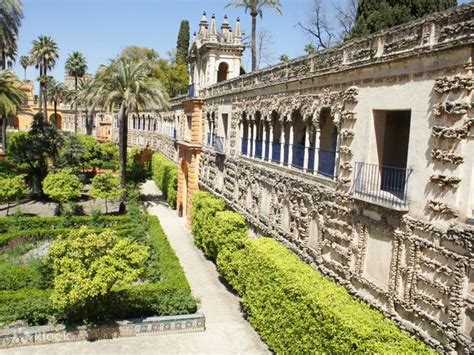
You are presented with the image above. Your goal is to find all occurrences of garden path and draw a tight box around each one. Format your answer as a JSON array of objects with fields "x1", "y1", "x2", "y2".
[{"x1": 3, "y1": 180, "x2": 268, "y2": 355}]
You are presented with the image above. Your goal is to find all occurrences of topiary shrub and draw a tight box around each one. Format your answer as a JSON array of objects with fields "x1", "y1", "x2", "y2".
[
  {"x1": 151, "y1": 153, "x2": 178, "y2": 209},
  {"x1": 218, "y1": 238, "x2": 431, "y2": 354},
  {"x1": 190, "y1": 191, "x2": 225, "y2": 254}
]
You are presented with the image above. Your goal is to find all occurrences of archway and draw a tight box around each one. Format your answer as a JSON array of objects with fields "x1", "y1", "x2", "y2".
[
  {"x1": 49, "y1": 113, "x2": 62, "y2": 129},
  {"x1": 217, "y1": 62, "x2": 229, "y2": 83}
]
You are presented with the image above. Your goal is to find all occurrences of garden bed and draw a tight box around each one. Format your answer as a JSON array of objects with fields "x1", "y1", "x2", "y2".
[{"x1": 0, "y1": 214, "x2": 198, "y2": 328}]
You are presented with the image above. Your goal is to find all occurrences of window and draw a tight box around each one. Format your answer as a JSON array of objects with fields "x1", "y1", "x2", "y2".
[{"x1": 217, "y1": 62, "x2": 229, "y2": 83}]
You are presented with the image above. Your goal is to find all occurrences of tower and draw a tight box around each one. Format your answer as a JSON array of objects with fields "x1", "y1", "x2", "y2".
[{"x1": 188, "y1": 13, "x2": 245, "y2": 97}]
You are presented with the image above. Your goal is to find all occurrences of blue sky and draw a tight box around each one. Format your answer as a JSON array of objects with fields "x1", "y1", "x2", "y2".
[{"x1": 14, "y1": 0, "x2": 468, "y2": 85}]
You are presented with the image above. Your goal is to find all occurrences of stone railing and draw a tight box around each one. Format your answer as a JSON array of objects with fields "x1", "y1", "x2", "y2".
[{"x1": 203, "y1": 3, "x2": 473, "y2": 98}]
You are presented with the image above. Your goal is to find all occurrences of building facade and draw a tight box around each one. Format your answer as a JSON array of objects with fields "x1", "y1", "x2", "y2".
[{"x1": 116, "y1": 6, "x2": 473, "y2": 352}]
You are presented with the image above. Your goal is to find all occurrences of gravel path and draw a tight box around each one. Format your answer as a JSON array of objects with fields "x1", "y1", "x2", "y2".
[{"x1": 3, "y1": 180, "x2": 268, "y2": 355}]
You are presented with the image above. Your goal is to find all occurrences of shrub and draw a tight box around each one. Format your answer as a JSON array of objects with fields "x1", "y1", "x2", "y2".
[
  {"x1": 151, "y1": 153, "x2": 178, "y2": 208},
  {"x1": 0, "y1": 263, "x2": 44, "y2": 291},
  {"x1": 47, "y1": 227, "x2": 149, "y2": 314},
  {"x1": 43, "y1": 170, "x2": 83, "y2": 208},
  {"x1": 0, "y1": 289, "x2": 53, "y2": 325},
  {"x1": 0, "y1": 175, "x2": 27, "y2": 215},
  {"x1": 189, "y1": 194, "x2": 430, "y2": 353},
  {"x1": 218, "y1": 238, "x2": 430, "y2": 353},
  {"x1": 89, "y1": 172, "x2": 124, "y2": 213}
]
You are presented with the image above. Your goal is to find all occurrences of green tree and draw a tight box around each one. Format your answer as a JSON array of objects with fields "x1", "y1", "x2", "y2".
[
  {"x1": 280, "y1": 54, "x2": 290, "y2": 62},
  {"x1": 47, "y1": 227, "x2": 149, "y2": 314},
  {"x1": 43, "y1": 170, "x2": 83, "y2": 210},
  {"x1": 0, "y1": 174, "x2": 26, "y2": 215},
  {"x1": 100, "y1": 142, "x2": 119, "y2": 167},
  {"x1": 176, "y1": 20, "x2": 190, "y2": 65},
  {"x1": 58, "y1": 133, "x2": 85, "y2": 170},
  {"x1": 351, "y1": 0, "x2": 457, "y2": 38},
  {"x1": 0, "y1": 0, "x2": 23, "y2": 70},
  {"x1": 0, "y1": 69, "x2": 25, "y2": 151},
  {"x1": 19, "y1": 55, "x2": 30, "y2": 81},
  {"x1": 88, "y1": 57, "x2": 168, "y2": 188},
  {"x1": 65, "y1": 51, "x2": 88, "y2": 133},
  {"x1": 30, "y1": 35, "x2": 59, "y2": 114},
  {"x1": 77, "y1": 134, "x2": 102, "y2": 171},
  {"x1": 226, "y1": 0, "x2": 282, "y2": 72},
  {"x1": 6, "y1": 113, "x2": 63, "y2": 195},
  {"x1": 89, "y1": 172, "x2": 123, "y2": 213}
]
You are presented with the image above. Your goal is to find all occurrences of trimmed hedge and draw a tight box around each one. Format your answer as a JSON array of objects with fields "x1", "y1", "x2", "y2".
[
  {"x1": 0, "y1": 214, "x2": 197, "y2": 325},
  {"x1": 190, "y1": 192, "x2": 431, "y2": 353},
  {"x1": 151, "y1": 153, "x2": 178, "y2": 209}
]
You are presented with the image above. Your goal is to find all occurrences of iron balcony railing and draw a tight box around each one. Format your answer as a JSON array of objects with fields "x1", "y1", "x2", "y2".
[
  {"x1": 352, "y1": 162, "x2": 412, "y2": 209},
  {"x1": 213, "y1": 136, "x2": 226, "y2": 154},
  {"x1": 240, "y1": 139, "x2": 338, "y2": 179}
]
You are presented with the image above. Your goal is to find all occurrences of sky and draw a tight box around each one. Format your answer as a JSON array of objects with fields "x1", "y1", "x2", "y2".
[{"x1": 14, "y1": 0, "x2": 470, "y2": 87}]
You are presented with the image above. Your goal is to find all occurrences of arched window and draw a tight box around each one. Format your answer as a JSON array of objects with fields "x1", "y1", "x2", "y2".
[{"x1": 217, "y1": 62, "x2": 229, "y2": 83}]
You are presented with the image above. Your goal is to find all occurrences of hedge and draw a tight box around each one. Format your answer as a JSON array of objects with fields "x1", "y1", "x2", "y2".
[
  {"x1": 0, "y1": 214, "x2": 197, "y2": 325},
  {"x1": 190, "y1": 192, "x2": 431, "y2": 353},
  {"x1": 151, "y1": 153, "x2": 178, "y2": 209}
]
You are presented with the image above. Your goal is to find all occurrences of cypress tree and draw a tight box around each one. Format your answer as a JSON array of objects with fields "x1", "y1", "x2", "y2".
[
  {"x1": 176, "y1": 20, "x2": 190, "y2": 65},
  {"x1": 351, "y1": 0, "x2": 457, "y2": 38}
]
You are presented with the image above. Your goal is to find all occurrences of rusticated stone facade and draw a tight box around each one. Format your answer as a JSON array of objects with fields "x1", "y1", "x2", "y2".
[{"x1": 120, "y1": 4, "x2": 473, "y2": 352}]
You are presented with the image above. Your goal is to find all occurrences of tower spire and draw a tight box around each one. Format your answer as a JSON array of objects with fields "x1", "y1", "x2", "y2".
[
  {"x1": 234, "y1": 17, "x2": 242, "y2": 44},
  {"x1": 209, "y1": 13, "x2": 217, "y2": 42}
]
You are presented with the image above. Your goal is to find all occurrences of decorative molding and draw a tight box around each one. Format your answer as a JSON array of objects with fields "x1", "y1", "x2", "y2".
[
  {"x1": 433, "y1": 101, "x2": 471, "y2": 117},
  {"x1": 427, "y1": 200, "x2": 459, "y2": 217},
  {"x1": 432, "y1": 126, "x2": 468, "y2": 139},
  {"x1": 431, "y1": 149, "x2": 464, "y2": 165},
  {"x1": 434, "y1": 75, "x2": 473, "y2": 93},
  {"x1": 430, "y1": 174, "x2": 461, "y2": 188}
]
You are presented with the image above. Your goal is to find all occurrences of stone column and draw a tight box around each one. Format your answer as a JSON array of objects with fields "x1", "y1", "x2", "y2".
[
  {"x1": 262, "y1": 121, "x2": 267, "y2": 160},
  {"x1": 314, "y1": 128, "x2": 321, "y2": 175},
  {"x1": 280, "y1": 123, "x2": 285, "y2": 166},
  {"x1": 268, "y1": 123, "x2": 274, "y2": 162},
  {"x1": 288, "y1": 124, "x2": 294, "y2": 167},
  {"x1": 238, "y1": 120, "x2": 243, "y2": 155},
  {"x1": 251, "y1": 118, "x2": 256, "y2": 158},
  {"x1": 304, "y1": 126, "x2": 310, "y2": 172},
  {"x1": 335, "y1": 130, "x2": 341, "y2": 179}
]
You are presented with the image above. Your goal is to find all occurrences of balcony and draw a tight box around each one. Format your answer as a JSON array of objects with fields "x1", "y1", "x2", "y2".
[
  {"x1": 352, "y1": 162, "x2": 412, "y2": 210},
  {"x1": 240, "y1": 139, "x2": 338, "y2": 180}
]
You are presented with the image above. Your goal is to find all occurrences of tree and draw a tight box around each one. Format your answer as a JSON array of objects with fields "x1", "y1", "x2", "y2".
[
  {"x1": 256, "y1": 28, "x2": 274, "y2": 69},
  {"x1": 304, "y1": 44, "x2": 316, "y2": 55},
  {"x1": 77, "y1": 134, "x2": 102, "y2": 171},
  {"x1": 43, "y1": 170, "x2": 83, "y2": 210},
  {"x1": 65, "y1": 51, "x2": 87, "y2": 133},
  {"x1": 351, "y1": 0, "x2": 457, "y2": 38},
  {"x1": 0, "y1": 0, "x2": 23, "y2": 70},
  {"x1": 89, "y1": 57, "x2": 168, "y2": 189},
  {"x1": 89, "y1": 172, "x2": 123, "y2": 213},
  {"x1": 19, "y1": 55, "x2": 30, "y2": 81},
  {"x1": 0, "y1": 174, "x2": 26, "y2": 215},
  {"x1": 176, "y1": 20, "x2": 190, "y2": 65},
  {"x1": 280, "y1": 54, "x2": 290, "y2": 62},
  {"x1": 226, "y1": 0, "x2": 282, "y2": 72},
  {"x1": 47, "y1": 79, "x2": 66, "y2": 127},
  {"x1": 30, "y1": 35, "x2": 59, "y2": 114},
  {"x1": 7, "y1": 113, "x2": 63, "y2": 194},
  {"x1": 47, "y1": 227, "x2": 149, "y2": 315},
  {"x1": 0, "y1": 69, "x2": 25, "y2": 151},
  {"x1": 58, "y1": 133, "x2": 85, "y2": 171},
  {"x1": 297, "y1": 0, "x2": 335, "y2": 50}
]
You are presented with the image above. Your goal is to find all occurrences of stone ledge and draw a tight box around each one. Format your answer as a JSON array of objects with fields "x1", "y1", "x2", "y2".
[{"x1": 0, "y1": 313, "x2": 205, "y2": 349}]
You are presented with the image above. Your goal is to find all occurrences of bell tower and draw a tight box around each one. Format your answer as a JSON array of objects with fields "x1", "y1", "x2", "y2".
[{"x1": 188, "y1": 13, "x2": 245, "y2": 97}]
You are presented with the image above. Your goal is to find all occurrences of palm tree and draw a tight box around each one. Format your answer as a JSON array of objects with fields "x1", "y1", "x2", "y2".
[
  {"x1": 30, "y1": 35, "x2": 59, "y2": 115},
  {"x1": 226, "y1": 0, "x2": 282, "y2": 72},
  {"x1": 90, "y1": 57, "x2": 168, "y2": 188},
  {"x1": 0, "y1": 0, "x2": 23, "y2": 70},
  {"x1": 0, "y1": 69, "x2": 26, "y2": 151},
  {"x1": 19, "y1": 55, "x2": 30, "y2": 80},
  {"x1": 65, "y1": 51, "x2": 87, "y2": 133},
  {"x1": 47, "y1": 79, "x2": 66, "y2": 128}
]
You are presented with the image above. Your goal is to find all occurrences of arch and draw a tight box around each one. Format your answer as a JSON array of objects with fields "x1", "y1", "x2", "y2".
[
  {"x1": 49, "y1": 113, "x2": 62, "y2": 129},
  {"x1": 217, "y1": 62, "x2": 229, "y2": 83}
]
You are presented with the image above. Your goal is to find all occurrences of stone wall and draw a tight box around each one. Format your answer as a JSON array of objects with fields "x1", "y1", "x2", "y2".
[{"x1": 122, "y1": 4, "x2": 473, "y2": 352}]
